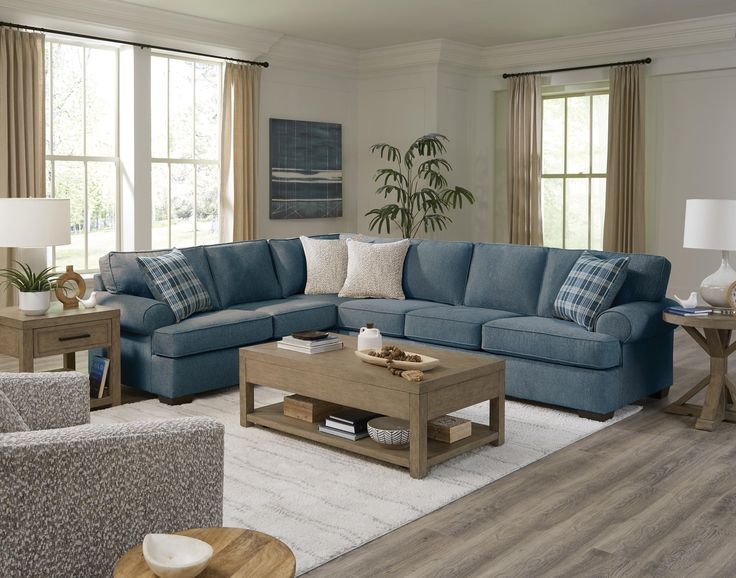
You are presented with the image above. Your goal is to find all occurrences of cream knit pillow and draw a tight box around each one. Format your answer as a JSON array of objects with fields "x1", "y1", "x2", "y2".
[
  {"x1": 300, "y1": 236, "x2": 348, "y2": 294},
  {"x1": 339, "y1": 238, "x2": 410, "y2": 299}
]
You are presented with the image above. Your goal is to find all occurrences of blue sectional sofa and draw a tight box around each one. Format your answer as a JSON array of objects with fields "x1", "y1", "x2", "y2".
[{"x1": 93, "y1": 236, "x2": 675, "y2": 419}]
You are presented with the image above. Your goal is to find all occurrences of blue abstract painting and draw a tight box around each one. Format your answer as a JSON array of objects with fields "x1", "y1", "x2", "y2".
[{"x1": 269, "y1": 118, "x2": 343, "y2": 219}]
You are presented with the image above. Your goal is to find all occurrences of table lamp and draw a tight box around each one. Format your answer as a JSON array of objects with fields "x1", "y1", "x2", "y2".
[
  {"x1": 0, "y1": 198, "x2": 71, "y2": 315},
  {"x1": 683, "y1": 198, "x2": 736, "y2": 308}
]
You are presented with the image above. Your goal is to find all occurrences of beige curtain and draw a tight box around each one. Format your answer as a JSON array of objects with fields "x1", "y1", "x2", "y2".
[
  {"x1": 0, "y1": 28, "x2": 45, "y2": 306},
  {"x1": 603, "y1": 63, "x2": 645, "y2": 253},
  {"x1": 507, "y1": 74, "x2": 543, "y2": 246},
  {"x1": 220, "y1": 63, "x2": 261, "y2": 242}
]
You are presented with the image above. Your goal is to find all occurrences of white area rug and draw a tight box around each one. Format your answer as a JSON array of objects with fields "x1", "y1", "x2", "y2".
[{"x1": 92, "y1": 387, "x2": 640, "y2": 575}]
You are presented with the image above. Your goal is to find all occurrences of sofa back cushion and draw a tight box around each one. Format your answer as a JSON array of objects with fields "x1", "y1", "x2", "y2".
[
  {"x1": 463, "y1": 243, "x2": 548, "y2": 315},
  {"x1": 403, "y1": 240, "x2": 474, "y2": 306},
  {"x1": 269, "y1": 238, "x2": 307, "y2": 297},
  {"x1": 99, "y1": 246, "x2": 221, "y2": 309},
  {"x1": 537, "y1": 248, "x2": 671, "y2": 317},
  {"x1": 204, "y1": 240, "x2": 282, "y2": 307}
]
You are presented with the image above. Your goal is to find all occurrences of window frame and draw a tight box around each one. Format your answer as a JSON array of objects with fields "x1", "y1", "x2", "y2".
[
  {"x1": 45, "y1": 37, "x2": 121, "y2": 273},
  {"x1": 150, "y1": 51, "x2": 223, "y2": 249},
  {"x1": 541, "y1": 89, "x2": 608, "y2": 250}
]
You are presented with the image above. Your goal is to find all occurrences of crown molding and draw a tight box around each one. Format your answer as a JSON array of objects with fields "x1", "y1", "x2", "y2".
[
  {"x1": 482, "y1": 12, "x2": 736, "y2": 72},
  {"x1": 0, "y1": 0, "x2": 282, "y2": 60},
  {"x1": 266, "y1": 37, "x2": 360, "y2": 77},
  {"x1": 360, "y1": 39, "x2": 483, "y2": 74}
]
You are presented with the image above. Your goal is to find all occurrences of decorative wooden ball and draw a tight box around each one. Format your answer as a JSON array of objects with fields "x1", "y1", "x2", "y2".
[{"x1": 55, "y1": 265, "x2": 86, "y2": 309}]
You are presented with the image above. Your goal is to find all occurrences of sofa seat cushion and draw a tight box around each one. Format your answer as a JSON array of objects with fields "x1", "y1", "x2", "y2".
[
  {"x1": 405, "y1": 306, "x2": 521, "y2": 350},
  {"x1": 482, "y1": 316, "x2": 621, "y2": 370},
  {"x1": 152, "y1": 309, "x2": 272, "y2": 358},
  {"x1": 338, "y1": 299, "x2": 437, "y2": 336},
  {"x1": 233, "y1": 296, "x2": 339, "y2": 338}
]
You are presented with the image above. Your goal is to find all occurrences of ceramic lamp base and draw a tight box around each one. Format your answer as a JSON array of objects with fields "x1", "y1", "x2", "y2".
[{"x1": 700, "y1": 251, "x2": 736, "y2": 308}]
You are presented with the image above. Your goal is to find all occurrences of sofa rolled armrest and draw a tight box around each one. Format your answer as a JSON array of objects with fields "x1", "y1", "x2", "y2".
[
  {"x1": 97, "y1": 290, "x2": 176, "y2": 335},
  {"x1": 595, "y1": 299, "x2": 676, "y2": 343},
  {"x1": 0, "y1": 372, "x2": 89, "y2": 430},
  {"x1": 0, "y1": 416, "x2": 224, "y2": 578}
]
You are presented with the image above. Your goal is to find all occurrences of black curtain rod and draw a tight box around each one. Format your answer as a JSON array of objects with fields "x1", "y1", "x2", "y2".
[
  {"x1": 502, "y1": 57, "x2": 650, "y2": 79},
  {"x1": 0, "y1": 21, "x2": 269, "y2": 68}
]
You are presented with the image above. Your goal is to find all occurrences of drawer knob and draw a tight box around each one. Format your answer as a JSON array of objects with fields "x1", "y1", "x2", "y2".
[{"x1": 58, "y1": 333, "x2": 91, "y2": 342}]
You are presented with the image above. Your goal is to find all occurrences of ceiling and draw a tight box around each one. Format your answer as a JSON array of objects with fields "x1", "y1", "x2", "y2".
[{"x1": 119, "y1": 0, "x2": 736, "y2": 50}]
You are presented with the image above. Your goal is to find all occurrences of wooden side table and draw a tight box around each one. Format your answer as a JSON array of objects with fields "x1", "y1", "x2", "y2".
[
  {"x1": 0, "y1": 303, "x2": 121, "y2": 409},
  {"x1": 663, "y1": 311, "x2": 736, "y2": 431},
  {"x1": 114, "y1": 527, "x2": 296, "y2": 578}
]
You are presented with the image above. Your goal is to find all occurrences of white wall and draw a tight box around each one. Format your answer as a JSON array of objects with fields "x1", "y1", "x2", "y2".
[{"x1": 258, "y1": 62, "x2": 358, "y2": 238}]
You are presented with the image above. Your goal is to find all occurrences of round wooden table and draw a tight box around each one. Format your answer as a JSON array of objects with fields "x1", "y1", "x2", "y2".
[
  {"x1": 113, "y1": 527, "x2": 296, "y2": 578},
  {"x1": 663, "y1": 311, "x2": 736, "y2": 431}
]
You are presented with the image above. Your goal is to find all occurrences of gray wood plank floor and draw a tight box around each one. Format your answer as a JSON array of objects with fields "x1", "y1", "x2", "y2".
[{"x1": 2, "y1": 329, "x2": 732, "y2": 577}]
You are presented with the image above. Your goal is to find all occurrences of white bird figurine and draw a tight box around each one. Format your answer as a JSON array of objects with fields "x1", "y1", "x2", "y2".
[
  {"x1": 77, "y1": 291, "x2": 98, "y2": 309},
  {"x1": 673, "y1": 291, "x2": 698, "y2": 309}
]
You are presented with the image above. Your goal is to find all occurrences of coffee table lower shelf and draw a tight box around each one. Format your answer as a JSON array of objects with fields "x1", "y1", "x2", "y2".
[{"x1": 247, "y1": 402, "x2": 498, "y2": 470}]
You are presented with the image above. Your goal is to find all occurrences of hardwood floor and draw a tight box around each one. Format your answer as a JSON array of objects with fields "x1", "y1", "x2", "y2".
[{"x1": 2, "y1": 330, "x2": 732, "y2": 576}]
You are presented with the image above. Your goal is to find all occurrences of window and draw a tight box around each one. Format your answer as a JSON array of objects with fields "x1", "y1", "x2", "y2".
[
  {"x1": 45, "y1": 40, "x2": 119, "y2": 272},
  {"x1": 541, "y1": 91, "x2": 608, "y2": 250},
  {"x1": 151, "y1": 54, "x2": 222, "y2": 249}
]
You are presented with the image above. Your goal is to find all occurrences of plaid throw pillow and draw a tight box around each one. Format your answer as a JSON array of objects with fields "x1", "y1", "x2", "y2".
[
  {"x1": 137, "y1": 249, "x2": 212, "y2": 322},
  {"x1": 554, "y1": 252, "x2": 630, "y2": 331}
]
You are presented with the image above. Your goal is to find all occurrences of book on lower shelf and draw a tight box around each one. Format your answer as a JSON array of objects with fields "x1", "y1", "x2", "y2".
[
  {"x1": 318, "y1": 424, "x2": 369, "y2": 441},
  {"x1": 324, "y1": 408, "x2": 381, "y2": 434},
  {"x1": 665, "y1": 306, "x2": 712, "y2": 317},
  {"x1": 89, "y1": 355, "x2": 110, "y2": 399},
  {"x1": 277, "y1": 334, "x2": 343, "y2": 354}
]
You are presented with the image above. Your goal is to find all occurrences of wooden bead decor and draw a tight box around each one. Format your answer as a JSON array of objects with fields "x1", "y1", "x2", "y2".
[{"x1": 54, "y1": 265, "x2": 86, "y2": 309}]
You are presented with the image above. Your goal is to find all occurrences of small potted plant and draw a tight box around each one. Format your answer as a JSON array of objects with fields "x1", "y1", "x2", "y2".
[{"x1": 0, "y1": 262, "x2": 58, "y2": 315}]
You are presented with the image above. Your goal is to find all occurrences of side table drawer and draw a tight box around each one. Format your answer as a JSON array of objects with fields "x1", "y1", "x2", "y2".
[{"x1": 34, "y1": 321, "x2": 111, "y2": 356}]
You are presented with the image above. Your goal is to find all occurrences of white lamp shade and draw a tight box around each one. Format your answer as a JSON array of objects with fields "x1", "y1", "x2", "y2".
[
  {"x1": 683, "y1": 198, "x2": 736, "y2": 251},
  {"x1": 0, "y1": 198, "x2": 71, "y2": 248}
]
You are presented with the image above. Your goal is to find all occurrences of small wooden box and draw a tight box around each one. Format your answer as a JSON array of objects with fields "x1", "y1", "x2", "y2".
[
  {"x1": 427, "y1": 415, "x2": 472, "y2": 443},
  {"x1": 283, "y1": 395, "x2": 343, "y2": 423}
]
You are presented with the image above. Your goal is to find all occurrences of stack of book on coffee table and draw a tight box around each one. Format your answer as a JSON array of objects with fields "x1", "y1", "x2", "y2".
[
  {"x1": 277, "y1": 333, "x2": 343, "y2": 354},
  {"x1": 319, "y1": 408, "x2": 381, "y2": 441}
]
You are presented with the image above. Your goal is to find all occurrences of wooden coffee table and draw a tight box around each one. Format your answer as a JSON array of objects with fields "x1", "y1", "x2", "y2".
[
  {"x1": 113, "y1": 527, "x2": 296, "y2": 578},
  {"x1": 240, "y1": 335, "x2": 505, "y2": 479}
]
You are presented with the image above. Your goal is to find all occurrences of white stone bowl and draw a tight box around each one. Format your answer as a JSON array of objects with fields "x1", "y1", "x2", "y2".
[
  {"x1": 367, "y1": 417, "x2": 410, "y2": 448},
  {"x1": 142, "y1": 533, "x2": 214, "y2": 578}
]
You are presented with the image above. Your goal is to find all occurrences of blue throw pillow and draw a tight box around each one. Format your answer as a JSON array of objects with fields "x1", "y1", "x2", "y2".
[
  {"x1": 554, "y1": 252, "x2": 630, "y2": 331},
  {"x1": 137, "y1": 249, "x2": 212, "y2": 322}
]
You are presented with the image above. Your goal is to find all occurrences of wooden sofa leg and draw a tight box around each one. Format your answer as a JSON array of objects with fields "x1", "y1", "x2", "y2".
[
  {"x1": 649, "y1": 387, "x2": 671, "y2": 400},
  {"x1": 158, "y1": 395, "x2": 194, "y2": 406},
  {"x1": 577, "y1": 410, "x2": 615, "y2": 422}
]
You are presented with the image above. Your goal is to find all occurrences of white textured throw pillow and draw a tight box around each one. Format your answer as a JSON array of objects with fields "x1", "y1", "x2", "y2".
[
  {"x1": 300, "y1": 236, "x2": 349, "y2": 294},
  {"x1": 339, "y1": 238, "x2": 410, "y2": 299}
]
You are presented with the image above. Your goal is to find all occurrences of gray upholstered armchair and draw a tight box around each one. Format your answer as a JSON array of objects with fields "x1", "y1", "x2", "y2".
[{"x1": 0, "y1": 372, "x2": 224, "y2": 578}]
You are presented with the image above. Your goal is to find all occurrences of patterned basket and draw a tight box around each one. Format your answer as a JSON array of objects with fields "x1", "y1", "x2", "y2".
[{"x1": 367, "y1": 417, "x2": 410, "y2": 448}]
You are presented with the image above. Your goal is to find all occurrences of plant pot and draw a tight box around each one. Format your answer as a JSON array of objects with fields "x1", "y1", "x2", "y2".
[{"x1": 19, "y1": 290, "x2": 51, "y2": 316}]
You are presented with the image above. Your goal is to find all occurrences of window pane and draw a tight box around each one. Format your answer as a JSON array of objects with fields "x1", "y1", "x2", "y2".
[
  {"x1": 152, "y1": 163, "x2": 170, "y2": 249},
  {"x1": 591, "y1": 178, "x2": 606, "y2": 250},
  {"x1": 53, "y1": 161, "x2": 85, "y2": 270},
  {"x1": 566, "y1": 96, "x2": 590, "y2": 174},
  {"x1": 592, "y1": 94, "x2": 609, "y2": 174},
  {"x1": 151, "y1": 56, "x2": 168, "y2": 159},
  {"x1": 196, "y1": 165, "x2": 219, "y2": 245},
  {"x1": 169, "y1": 59, "x2": 194, "y2": 159},
  {"x1": 542, "y1": 98, "x2": 565, "y2": 174},
  {"x1": 542, "y1": 178, "x2": 563, "y2": 248},
  {"x1": 565, "y1": 178, "x2": 589, "y2": 249},
  {"x1": 86, "y1": 161, "x2": 116, "y2": 268},
  {"x1": 51, "y1": 44, "x2": 84, "y2": 156},
  {"x1": 45, "y1": 45, "x2": 52, "y2": 154},
  {"x1": 85, "y1": 48, "x2": 116, "y2": 156},
  {"x1": 194, "y1": 62, "x2": 220, "y2": 160},
  {"x1": 170, "y1": 163, "x2": 195, "y2": 247}
]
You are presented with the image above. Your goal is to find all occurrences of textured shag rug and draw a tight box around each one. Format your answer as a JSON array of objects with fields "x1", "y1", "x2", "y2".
[{"x1": 92, "y1": 387, "x2": 639, "y2": 575}]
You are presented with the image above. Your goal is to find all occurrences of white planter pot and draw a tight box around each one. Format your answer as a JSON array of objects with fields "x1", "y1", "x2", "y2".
[{"x1": 18, "y1": 290, "x2": 51, "y2": 316}]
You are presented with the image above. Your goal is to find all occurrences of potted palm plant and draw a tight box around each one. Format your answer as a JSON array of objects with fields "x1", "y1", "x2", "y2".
[
  {"x1": 0, "y1": 262, "x2": 58, "y2": 315},
  {"x1": 365, "y1": 133, "x2": 475, "y2": 238}
]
